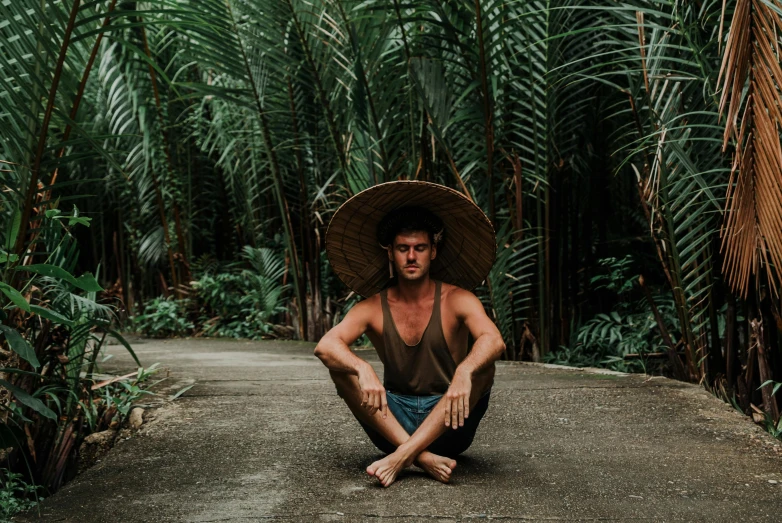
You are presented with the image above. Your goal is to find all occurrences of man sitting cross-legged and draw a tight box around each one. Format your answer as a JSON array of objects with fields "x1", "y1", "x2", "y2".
[{"x1": 316, "y1": 185, "x2": 505, "y2": 487}]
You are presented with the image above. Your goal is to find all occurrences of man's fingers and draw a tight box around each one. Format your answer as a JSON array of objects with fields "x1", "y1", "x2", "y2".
[
  {"x1": 361, "y1": 390, "x2": 369, "y2": 407},
  {"x1": 457, "y1": 396, "x2": 464, "y2": 427},
  {"x1": 464, "y1": 395, "x2": 470, "y2": 420},
  {"x1": 373, "y1": 392, "x2": 381, "y2": 413},
  {"x1": 444, "y1": 397, "x2": 452, "y2": 427},
  {"x1": 381, "y1": 391, "x2": 388, "y2": 419},
  {"x1": 451, "y1": 398, "x2": 458, "y2": 429}
]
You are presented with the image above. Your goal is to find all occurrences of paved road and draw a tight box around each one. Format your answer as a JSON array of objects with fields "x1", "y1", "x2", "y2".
[{"x1": 15, "y1": 338, "x2": 782, "y2": 522}]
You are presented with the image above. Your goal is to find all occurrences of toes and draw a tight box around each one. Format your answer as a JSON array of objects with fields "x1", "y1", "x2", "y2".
[
  {"x1": 380, "y1": 471, "x2": 393, "y2": 487},
  {"x1": 448, "y1": 460, "x2": 457, "y2": 470},
  {"x1": 432, "y1": 464, "x2": 448, "y2": 477},
  {"x1": 368, "y1": 462, "x2": 388, "y2": 479},
  {"x1": 378, "y1": 467, "x2": 390, "y2": 482}
]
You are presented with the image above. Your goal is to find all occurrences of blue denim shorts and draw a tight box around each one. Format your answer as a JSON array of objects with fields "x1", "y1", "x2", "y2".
[{"x1": 357, "y1": 389, "x2": 491, "y2": 458}]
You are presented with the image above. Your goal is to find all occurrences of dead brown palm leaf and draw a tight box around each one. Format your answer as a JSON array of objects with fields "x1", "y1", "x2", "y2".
[{"x1": 718, "y1": 0, "x2": 782, "y2": 297}]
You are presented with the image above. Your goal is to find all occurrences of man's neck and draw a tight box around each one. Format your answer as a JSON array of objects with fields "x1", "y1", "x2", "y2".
[{"x1": 393, "y1": 276, "x2": 434, "y2": 303}]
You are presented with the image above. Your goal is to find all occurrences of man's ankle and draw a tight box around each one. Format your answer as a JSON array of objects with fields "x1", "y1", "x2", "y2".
[
  {"x1": 413, "y1": 450, "x2": 432, "y2": 465},
  {"x1": 395, "y1": 442, "x2": 419, "y2": 467}
]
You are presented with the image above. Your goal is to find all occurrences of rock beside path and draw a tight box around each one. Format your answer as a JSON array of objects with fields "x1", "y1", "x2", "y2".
[
  {"x1": 128, "y1": 407, "x2": 144, "y2": 430},
  {"x1": 77, "y1": 429, "x2": 117, "y2": 473}
]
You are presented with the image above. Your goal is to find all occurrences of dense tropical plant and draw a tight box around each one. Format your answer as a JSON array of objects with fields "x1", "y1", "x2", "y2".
[
  {"x1": 0, "y1": 210, "x2": 141, "y2": 491},
  {"x1": 132, "y1": 296, "x2": 193, "y2": 338},
  {"x1": 191, "y1": 246, "x2": 289, "y2": 338},
  {"x1": 0, "y1": 0, "x2": 149, "y2": 501}
]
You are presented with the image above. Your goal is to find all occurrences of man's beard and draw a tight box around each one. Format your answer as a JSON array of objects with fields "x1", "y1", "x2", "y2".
[{"x1": 396, "y1": 262, "x2": 429, "y2": 281}]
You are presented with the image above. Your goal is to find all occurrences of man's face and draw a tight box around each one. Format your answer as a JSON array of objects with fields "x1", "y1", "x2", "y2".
[{"x1": 389, "y1": 230, "x2": 437, "y2": 281}]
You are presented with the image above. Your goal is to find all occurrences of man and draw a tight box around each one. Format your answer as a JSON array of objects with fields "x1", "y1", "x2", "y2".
[{"x1": 316, "y1": 181, "x2": 505, "y2": 487}]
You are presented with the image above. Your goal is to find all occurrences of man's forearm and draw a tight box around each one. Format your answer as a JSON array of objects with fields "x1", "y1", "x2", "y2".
[
  {"x1": 454, "y1": 333, "x2": 505, "y2": 377},
  {"x1": 314, "y1": 337, "x2": 372, "y2": 376}
]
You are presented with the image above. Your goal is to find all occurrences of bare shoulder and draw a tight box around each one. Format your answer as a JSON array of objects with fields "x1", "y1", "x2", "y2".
[
  {"x1": 441, "y1": 282, "x2": 479, "y2": 302},
  {"x1": 441, "y1": 282, "x2": 483, "y2": 317},
  {"x1": 348, "y1": 293, "x2": 381, "y2": 318},
  {"x1": 325, "y1": 293, "x2": 381, "y2": 344},
  {"x1": 441, "y1": 281, "x2": 499, "y2": 338}
]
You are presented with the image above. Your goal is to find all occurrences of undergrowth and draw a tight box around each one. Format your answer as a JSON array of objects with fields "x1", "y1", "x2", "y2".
[{"x1": 0, "y1": 468, "x2": 42, "y2": 522}]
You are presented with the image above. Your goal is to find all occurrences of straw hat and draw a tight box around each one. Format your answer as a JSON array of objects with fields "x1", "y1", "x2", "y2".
[{"x1": 326, "y1": 181, "x2": 496, "y2": 297}]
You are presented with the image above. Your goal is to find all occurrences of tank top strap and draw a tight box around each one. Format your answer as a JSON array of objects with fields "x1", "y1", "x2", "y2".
[
  {"x1": 431, "y1": 280, "x2": 442, "y2": 322},
  {"x1": 380, "y1": 288, "x2": 389, "y2": 317},
  {"x1": 422, "y1": 280, "x2": 446, "y2": 345},
  {"x1": 380, "y1": 288, "x2": 396, "y2": 341}
]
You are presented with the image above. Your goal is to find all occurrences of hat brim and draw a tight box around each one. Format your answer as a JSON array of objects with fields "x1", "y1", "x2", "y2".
[{"x1": 326, "y1": 181, "x2": 496, "y2": 297}]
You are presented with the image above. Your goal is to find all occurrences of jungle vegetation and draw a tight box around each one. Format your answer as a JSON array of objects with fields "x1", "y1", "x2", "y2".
[{"x1": 2, "y1": 0, "x2": 782, "y2": 503}]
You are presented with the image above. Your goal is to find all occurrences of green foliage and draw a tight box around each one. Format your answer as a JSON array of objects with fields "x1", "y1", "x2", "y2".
[
  {"x1": 756, "y1": 410, "x2": 782, "y2": 441},
  {"x1": 193, "y1": 247, "x2": 289, "y2": 339},
  {"x1": 756, "y1": 381, "x2": 782, "y2": 440},
  {"x1": 131, "y1": 247, "x2": 288, "y2": 339},
  {"x1": 760, "y1": 380, "x2": 782, "y2": 399},
  {"x1": 132, "y1": 298, "x2": 194, "y2": 338},
  {"x1": 590, "y1": 256, "x2": 637, "y2": 295},
  {"x1": 549, "y1": 256, "x2": 676, "y2": 373},
  {"x1": 484, "y1": 222, "x2": 537, "y2": 354},
  {"x1": 81, "y1": 364, "x2": 162, "y2": 433},
  {"x1": 0, "y1": 469, "x2": 42, "y2": 522},
  {"x1": 195, "y1": 274, "x2": 267, "y2": 338},
  {"x1": 572, "y1": 309, "x2": 668, "y2": 373},
  {"x1": 0, "y1": 194, "x2": 151, "y2": 492},
  {"x1": 544, "y1": 344, "x2": 606, "y2": 369},
  {"x1": 0, "y1": 379, "x2": 57, "y2": 421}
]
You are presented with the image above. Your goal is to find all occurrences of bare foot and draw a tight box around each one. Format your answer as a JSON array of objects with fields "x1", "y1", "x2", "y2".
[
  {"x1": 366, "y1": 450, "x2": 409, "y2": 487},
  {"x1": 416, "y1": 452, "x2": 457, "y2": 483}
]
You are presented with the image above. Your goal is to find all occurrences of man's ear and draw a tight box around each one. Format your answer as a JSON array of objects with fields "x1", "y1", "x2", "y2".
[{"x1": 431, "y1": 244, "x2": 437, "y2": 260}]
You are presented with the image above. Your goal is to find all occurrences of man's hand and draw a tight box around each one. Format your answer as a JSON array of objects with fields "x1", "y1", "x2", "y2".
[
  {"x1": 357, "y1": 364, "x2": 388, "y2": 418},
  {"x1": 444, "y1": 370, "x2": 471, "y2": 429}
]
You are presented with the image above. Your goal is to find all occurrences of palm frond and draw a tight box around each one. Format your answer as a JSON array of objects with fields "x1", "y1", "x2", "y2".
[{"x1": 718, "y1": 0, "x2": 782, "y2": 296}]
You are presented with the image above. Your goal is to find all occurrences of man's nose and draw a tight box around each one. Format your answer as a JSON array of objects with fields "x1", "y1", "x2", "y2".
[{"x1": 407, "y1": 250, "x2": 416, "y2": 261}]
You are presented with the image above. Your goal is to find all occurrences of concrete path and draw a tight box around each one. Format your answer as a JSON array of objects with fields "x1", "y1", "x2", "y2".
[{"x1": 14, "y1": 338, "x2": 782, "y2": 522}]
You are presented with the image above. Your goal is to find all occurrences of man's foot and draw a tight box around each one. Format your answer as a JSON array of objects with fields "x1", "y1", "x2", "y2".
[
  {"x1": 416, "y1": 452, "x2": 456, "y2": 483},
  {"x1": 366, "y1": 450, "x2": 410, "y2": 487}
]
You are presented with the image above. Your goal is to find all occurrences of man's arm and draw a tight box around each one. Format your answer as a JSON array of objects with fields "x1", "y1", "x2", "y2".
[
  {"x1": 444, "y1": 289, "x2": 506, "y2": 429},
  {"x1": 314, "y1": 298, "x2": 388, "y2": 418}
]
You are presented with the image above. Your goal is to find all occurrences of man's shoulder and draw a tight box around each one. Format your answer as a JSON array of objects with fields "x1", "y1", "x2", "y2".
[
  {"x1": 440, "y1": 281, "x2": 476, "y2": 302},
  {"x1": 354, "y1": 293, "x2": 382, "y2": 311},
  {"x1": 440, "y1": 282, "x2": 482, "y2": 318},
  {"x1": 340, "y1": 294, "x2": 381, "y2": 330}
]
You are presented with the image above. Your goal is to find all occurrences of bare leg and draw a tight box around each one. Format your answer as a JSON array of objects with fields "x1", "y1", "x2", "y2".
[
  {"x1": 366, "y1": 370, "x2": 493, "y2": 487},
  {"x1": 330, "y1": 371, "x2": 456, "y2": 484}
]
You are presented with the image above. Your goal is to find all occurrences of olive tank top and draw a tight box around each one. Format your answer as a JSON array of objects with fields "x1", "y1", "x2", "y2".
[{"x1": 380, "y1": 280, "x2": 457, "y2": 395}]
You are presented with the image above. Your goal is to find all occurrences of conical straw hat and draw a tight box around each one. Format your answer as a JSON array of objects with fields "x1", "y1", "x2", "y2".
[{"x1": 326, "y1": 181, "x2": 496, "y2": 297}]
